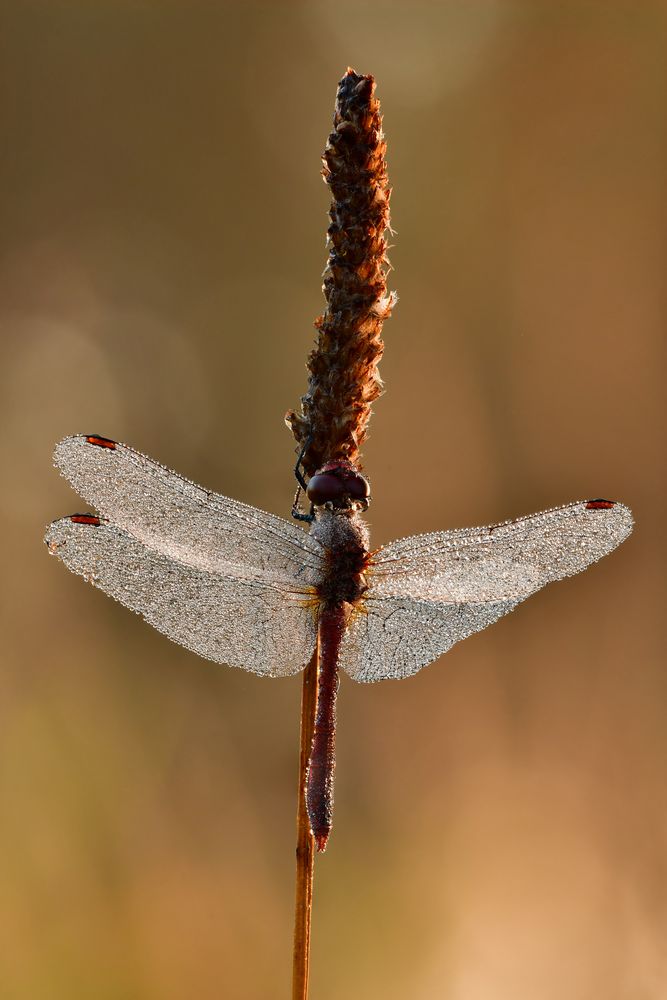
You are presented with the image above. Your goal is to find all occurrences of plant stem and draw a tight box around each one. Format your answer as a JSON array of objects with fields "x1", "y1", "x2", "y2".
[
  {"x1": 292, "y1": 643, "x2": 319, "y2": 1000},
  {"x1": 289, "y1": 69, "x2": 393, "y2": 996}
]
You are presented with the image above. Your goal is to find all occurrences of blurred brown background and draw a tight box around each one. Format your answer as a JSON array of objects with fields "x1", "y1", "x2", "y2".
[{"x1": 1, "y1": 2, "x2": 665, "y2": 998}]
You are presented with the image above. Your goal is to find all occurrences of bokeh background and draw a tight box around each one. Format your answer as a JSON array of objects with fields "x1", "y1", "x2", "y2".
[{"x1": 1, "y1": 3, "x2": 665, "y2": 998}]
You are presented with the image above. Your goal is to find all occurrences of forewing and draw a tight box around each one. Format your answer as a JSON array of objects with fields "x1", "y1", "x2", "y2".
[
  {"x1": 340, "y1": 500, "x2": 633, "y2": 682},
  {"x1": 45, "y1": 516, "x2": 317, "y2": 677},
  {"x1": 52, "y1": 435, "x2": 323, "y2": 584}
]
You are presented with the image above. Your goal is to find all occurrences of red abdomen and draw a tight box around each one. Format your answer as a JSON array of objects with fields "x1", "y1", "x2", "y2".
[{"x1": 306, "y1": 605, "x2": 345, "y2": 851}]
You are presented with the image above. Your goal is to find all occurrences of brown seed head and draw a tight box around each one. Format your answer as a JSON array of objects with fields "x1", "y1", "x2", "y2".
[{"x1": 286, "y1": 68, "x2": 395, "y2": 477}]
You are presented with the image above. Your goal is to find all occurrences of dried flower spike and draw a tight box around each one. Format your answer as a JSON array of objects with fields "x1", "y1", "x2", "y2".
[{"x1": 287, "y1": 68, "x2": 395, "y2": 477}]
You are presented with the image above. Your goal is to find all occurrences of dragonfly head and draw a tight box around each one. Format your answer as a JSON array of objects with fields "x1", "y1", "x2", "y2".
[{"x1": 306, "y1": 461, "x2": 371, "y2": 513}]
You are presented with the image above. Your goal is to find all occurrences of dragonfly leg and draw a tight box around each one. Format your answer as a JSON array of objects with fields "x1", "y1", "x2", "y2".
[
  {"x1": 292, "y1": 486, "x2": 315, "y2": 523},
  {"x1": 293, "y1": 436, "x2": 312, "y2": 492},
  {"x1": 292, "y1": 437, "x2": 315, "y2": 521}
]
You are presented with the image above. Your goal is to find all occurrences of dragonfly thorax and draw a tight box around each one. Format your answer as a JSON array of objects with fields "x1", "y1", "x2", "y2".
[
  {"x1": 306, "y1": 461, "x2": 370, "y2": 512},
  {"x1": 310, "y1": 507, "x2": 370, "y2": 609}
]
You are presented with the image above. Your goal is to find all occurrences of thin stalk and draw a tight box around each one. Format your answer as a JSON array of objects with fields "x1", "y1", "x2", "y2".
[{"x1": 292, "y1": 643, "x2": 319, "y2": 1000}]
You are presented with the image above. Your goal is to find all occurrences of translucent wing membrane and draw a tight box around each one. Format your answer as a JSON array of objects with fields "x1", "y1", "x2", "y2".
[
  {"x1": 53, "y1": 436, "x2": 324, "y2": 581},
  {"x1": 340, "y1": 500, "x2": 633, "y2": 682},
  {"x1": 46, "y1": 516, "x2": 317, "y2": 677},
  {"x1": 339, "y1": 596, "x2": 518, "y2": 683},
  {"x1": 47, "y1": 435, "x2": 324, "y2": 675},
  {"x1": 48, "y1": 437, "x2": 632, "y2": 682}
]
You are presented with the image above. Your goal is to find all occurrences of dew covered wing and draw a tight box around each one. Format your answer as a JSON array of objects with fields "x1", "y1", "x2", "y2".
[
  {"x1": 339, "y1": 500, "x2": 633, "y2": 682},
  {"x1": 47, "y1": 435, "x2": 325, "y2": 675},
  {"x1": 52, "y1": 435, "x2": 324, "y2": 582},
  {"x1": 45, "y1": 516, "x2": 318, "y2": 677}
]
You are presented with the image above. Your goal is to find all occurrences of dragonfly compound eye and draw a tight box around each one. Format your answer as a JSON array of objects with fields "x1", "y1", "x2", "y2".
[
  {"x1": 306, "y1": 465, "x2": 371, "y2": 508},
  {"x1": 342, "y1": 472, "x2": 370, "y2": 502},
  {"x1": 307, "y1": 473, "x2": 346, "y2": 506}
]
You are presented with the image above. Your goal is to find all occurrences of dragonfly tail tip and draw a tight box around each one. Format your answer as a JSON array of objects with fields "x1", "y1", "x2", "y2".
[{"x1": 314, "y1": 832, "x2": 329, "y2": 853}]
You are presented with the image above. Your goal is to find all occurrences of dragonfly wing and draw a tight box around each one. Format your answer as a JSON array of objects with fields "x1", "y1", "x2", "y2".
[
  {"x1": 45, "y1": 516, "x2": 317, "y2": 677},
  {"x1": 340, "y1": 499, "x2": 633, "y2": 682},
  {"x1": 339, "y1": 595, "x2": 518, "y2": 682},
  {"x1": 53, "y1": 435, "x2": 323, "y2": 584}
]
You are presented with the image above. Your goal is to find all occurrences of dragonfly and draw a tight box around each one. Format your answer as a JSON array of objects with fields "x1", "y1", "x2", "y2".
[{"x1": 46, "y1": 434, "x2": 633, "y2": 849}]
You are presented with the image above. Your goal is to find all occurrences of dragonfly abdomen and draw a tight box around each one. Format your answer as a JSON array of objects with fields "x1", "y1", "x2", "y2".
[{"x1": 307, "y1": 604, "x2": 346, "y2": 851}]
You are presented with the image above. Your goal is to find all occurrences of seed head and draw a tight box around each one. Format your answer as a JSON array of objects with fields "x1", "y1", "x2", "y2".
[{"x1": 286, "y1": 68, "x2": 395, "y2": 477}]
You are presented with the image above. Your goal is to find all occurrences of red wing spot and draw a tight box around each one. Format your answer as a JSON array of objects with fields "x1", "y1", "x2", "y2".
[
  {"x1": 585, "y1": 499, "x2": 615, "y2": 510},
  {"x1": 70, "y1": 514, "x2": 102, "y2": 526},
  {"x1": 86, "y1": 435, "x2": 116, "y2": 449}
]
